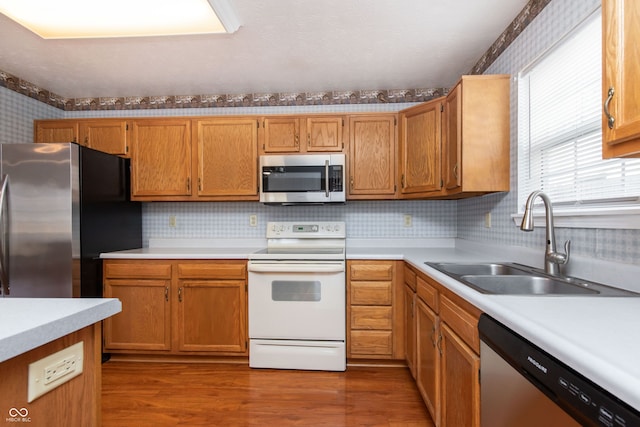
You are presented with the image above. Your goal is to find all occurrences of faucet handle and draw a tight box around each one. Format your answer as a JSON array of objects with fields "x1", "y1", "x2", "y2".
[
  {"x1": 547, "y1": 240, "x2": 571, "y2": 265},
  {"x1": 559, "y1": 240, "x2": 571, "y2": 265}
]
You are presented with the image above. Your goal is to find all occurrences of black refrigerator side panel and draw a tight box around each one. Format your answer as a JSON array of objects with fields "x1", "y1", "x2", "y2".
[{"x1": 78, "y1": 146, "x2": 142, "y2": 297}]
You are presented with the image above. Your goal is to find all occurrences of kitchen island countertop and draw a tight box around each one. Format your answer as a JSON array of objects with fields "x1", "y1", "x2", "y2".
[{"x1": 0, "y1": 298, "x2": 121, "y2": 362}]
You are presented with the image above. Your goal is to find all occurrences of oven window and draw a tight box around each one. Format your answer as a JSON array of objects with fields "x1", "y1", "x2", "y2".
[{"x1": 271, "y1": 280, "x2": 321, "y2": 302}]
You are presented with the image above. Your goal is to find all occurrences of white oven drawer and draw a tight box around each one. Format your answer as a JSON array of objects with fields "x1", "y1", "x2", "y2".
[{"x1": 248, "y1": 268, "x2": 346, "y2": 341}]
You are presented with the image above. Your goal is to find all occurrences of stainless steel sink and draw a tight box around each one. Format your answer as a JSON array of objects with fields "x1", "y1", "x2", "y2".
[
  {"x1": 425, "y1": 262, "x2": 640, "y2": 296},
  {"x1": 429, "y1": 263, "x2": 535, "y2": 277},
  {"x1": 460, "y1": 275, "x2": 598, "y2": 295}
]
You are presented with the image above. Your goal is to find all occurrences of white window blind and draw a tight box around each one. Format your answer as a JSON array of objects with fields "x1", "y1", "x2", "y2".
[{"x1": 517, "y1": 9, "x2": 640, "y2": 213}]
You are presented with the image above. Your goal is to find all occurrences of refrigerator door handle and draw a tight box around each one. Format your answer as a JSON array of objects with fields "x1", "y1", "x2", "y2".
[{"x1": 0, "y1": 174, "x2": 9, "y2": 296}]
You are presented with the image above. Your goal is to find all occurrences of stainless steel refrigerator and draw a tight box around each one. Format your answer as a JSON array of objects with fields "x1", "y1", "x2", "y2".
[{"x1": 0, "y1": 143, "x2": 142, "y2": 298}]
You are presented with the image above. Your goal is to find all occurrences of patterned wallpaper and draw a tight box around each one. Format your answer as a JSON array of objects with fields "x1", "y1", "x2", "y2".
[
  {"x1": 457, "y1": 0, "x2": 640, "y2": 265},
  {"x1": 3, "y1": 0, "x2": 638, "y2": 264}
]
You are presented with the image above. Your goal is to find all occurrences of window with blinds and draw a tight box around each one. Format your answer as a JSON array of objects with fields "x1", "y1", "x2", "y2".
[{"x1": 517, "y1": 9, "x2": 640, "y2": 214}]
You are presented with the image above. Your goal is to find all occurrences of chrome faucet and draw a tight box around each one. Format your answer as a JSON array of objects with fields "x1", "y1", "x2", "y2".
[{"x1": 520, "y1": 191, "x2": 570, "y2": 276}]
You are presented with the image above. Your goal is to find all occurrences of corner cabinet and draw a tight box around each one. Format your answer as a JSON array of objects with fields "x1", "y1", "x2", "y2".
[
  {"x1": 347, "y1": 260, "x2": 405, "y2": 360},
  {"x1": 34, "y1": 120, "x2": 79, "y2": 144},
  {"x1": 347, "y1": 114, "x2": 397, "y2": 199},
  {"x1": 442, "y1": 75, "x2": 510, "y2": 197},
  {"x1": 405, "y1": 262, "x2": 481, "y2": 427},
  {"x1": 103, "y1": 259, "x2": 248, "y2": 357},
  {"x1": 602, "y1": 0, "x2": 640, "y2": 158},
  {"x1": 398, "y1": 97, "x2": 444, "y2": 198}
]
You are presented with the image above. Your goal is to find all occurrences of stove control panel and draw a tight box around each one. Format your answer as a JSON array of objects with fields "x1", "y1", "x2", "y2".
[{"x1": 266, "y1": 221, "x2": 345, "y2": 238}]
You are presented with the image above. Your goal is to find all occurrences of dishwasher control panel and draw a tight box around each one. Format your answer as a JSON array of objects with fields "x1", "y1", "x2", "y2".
[{"x1": 479, "y1": 315, "x2": 640, "y2": 427}]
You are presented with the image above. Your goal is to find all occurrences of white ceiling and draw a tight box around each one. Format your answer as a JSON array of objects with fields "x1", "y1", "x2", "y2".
[{"x1": 0, "y1": 0, "x2": 529, "y2": 100}]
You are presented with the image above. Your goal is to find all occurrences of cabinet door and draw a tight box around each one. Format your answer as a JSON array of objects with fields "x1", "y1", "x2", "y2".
[
  {"x1": 602, "y1": 0, "x2": 640, "y2": 157},
  {"x1": 348, "y1": 115, "x2": 396, "y2": 198},
  {"x1": 103, "y1": 279, "x2": 171, "y2": 351},
  {"x1": 416, "y1": 298, "x2": 440, "y2": 425},
  {"x1": 404, "y1": 284, "x2": 417, "y2": 379},
  {"x1": 34, "y1": 120, "x2": 78, "y2": 143},
  {"x1": 79, "y1": 120, "x2": 129, "y2": 156},
  {"x1": 443, "y1": 84, "x2": 461, "y2": 190},
  {"x1": 399, "y1": 98, "x2": 443, "y2": 197},
  {"x1": 130, "y1": 119, "x2": 192, "y2": 198},
  {"x1": 306, "y1": 116, "x2": 345, "y2": 152},
  {"x1": 176, "y1": 280, "x2": 247, "y2": 353},
  {"x1": 196, "y1": 118, "x2": 258, "y2": 199},
  {"x1": 262, "y1": 117, "x2": 301, "y2": 153},
  {"x1": 440, "y1": 323, "x2": 480, "y2": 427}
]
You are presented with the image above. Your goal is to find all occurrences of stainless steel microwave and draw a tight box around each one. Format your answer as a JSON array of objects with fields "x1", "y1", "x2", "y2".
[{"x1": 259, "y1": 154, "x2": 346, "y2": 204}]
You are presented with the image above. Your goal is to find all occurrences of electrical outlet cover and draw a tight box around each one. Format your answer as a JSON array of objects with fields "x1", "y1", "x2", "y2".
[{"x1": 28, "y1": 341, "x2": 84, "y2": 403}]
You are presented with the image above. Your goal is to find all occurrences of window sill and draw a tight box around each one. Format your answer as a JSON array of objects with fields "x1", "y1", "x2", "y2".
[{"x1": 510, "y1": 206, "x2": 640, "y2": 229}]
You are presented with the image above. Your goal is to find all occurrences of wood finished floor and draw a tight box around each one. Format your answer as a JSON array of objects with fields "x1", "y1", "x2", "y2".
[{"x1": 101, "y1": 361, "x2": 434, "y2": 427}]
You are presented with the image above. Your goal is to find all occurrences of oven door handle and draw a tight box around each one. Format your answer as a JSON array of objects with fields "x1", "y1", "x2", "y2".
[{"x1": 248, "y1": 263, "x2": 345, "y2": 274}]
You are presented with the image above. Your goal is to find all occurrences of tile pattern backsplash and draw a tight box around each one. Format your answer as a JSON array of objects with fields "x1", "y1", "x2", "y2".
[
  {"x1": 143, "y1": 201, "x2": 457, "y2": 247},
  {"x1": 2, "y1": 0, "x2": 639, "y2": 265}
]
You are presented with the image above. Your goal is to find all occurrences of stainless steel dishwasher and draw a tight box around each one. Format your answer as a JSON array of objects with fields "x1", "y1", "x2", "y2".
[{"x1": 479, "y1": 315, "x2": 640, "y2": 426}]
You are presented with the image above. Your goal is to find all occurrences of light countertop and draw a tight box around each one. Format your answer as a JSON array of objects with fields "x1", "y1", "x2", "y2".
[
  {"x1": 0, "y1": 298, "x2": 121, "y2": 363},
  {"x1": 100, "y1": 238, "x2": 640, "y2": 410}
]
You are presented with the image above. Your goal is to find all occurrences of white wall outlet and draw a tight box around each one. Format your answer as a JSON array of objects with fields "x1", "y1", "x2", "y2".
[
  {"x1": 484, "y1": 212, "x2": 492, "y2": 228},
  {"x1": 28, "y1": 341, "x2": 84, "y2": 403},
  {"x1": 169, "y1": 215, "x2": 177, "y2": 228},
  {"x1": 403, "y1": 214, "x2": 413, "y2": 227},
  {"x1": 249, "y1": 214, "x2": 257, "y2": 227}
]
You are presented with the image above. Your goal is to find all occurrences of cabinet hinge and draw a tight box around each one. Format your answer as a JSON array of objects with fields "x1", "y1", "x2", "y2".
[
  {"x1": 125, "y1": 145, "x2": 129, "y2": 153},
  {"x1": 394, "y1": 117, "x2": 397, "y2": 126},
  {"x1": 257, "y1": 121, "x2": 260, "y2": 129},
  {"x1": 341, "y1": 118, "x2": 344, "y2": 126},
  {"x1": 342, "y1": 142, "x2": 344, "y2": 149},
  {"x1": 440, "y1": 104, "x2": 444, "y2": 112},
  {"x1": 440, "y1": 179, "x2": 444, "y2": 188},
  {"x1": 125, "y1": 124, "x2": 129, "y2": 131},
  {"x1": 394, "y1": 184, "x2": 397, "y2": 192}
]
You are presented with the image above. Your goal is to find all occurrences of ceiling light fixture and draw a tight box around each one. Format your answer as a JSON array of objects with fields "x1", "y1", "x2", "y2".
[{"x1": 0, "y1": 0, "x2": 240, "y2": 39}]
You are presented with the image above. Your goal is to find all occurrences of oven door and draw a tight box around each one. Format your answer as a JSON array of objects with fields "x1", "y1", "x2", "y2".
[{"x1": 247, "y1": 261, "x2": 345, "y2": 341}]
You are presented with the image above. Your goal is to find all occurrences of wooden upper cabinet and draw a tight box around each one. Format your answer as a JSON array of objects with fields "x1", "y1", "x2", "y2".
[
  {"x1": 261, "y1": 117, "x2": 301, "y2": 153},
  {"x1": 602, "y1": 0, "x2": 640, "y2": 158},
  {"x1": 195, "y1": 118, "x2": 259, "y2": 200},
  {"x1": 399, "y1": 97, "x2": 444, "y2": 198},
  {"x1": 130, "y1": 119, "x2": 192, "y2": 199},
  {"x1": 442, "y1": 75, "x2": 510, "y2": 197},
  {"x1": 78, "y1": 119, "x2": 129, "y2": 156},
  {"x1": 348, "y1": 114, "x2": 397, "y2": 199},
  {"x1": 34, "y1": 120, "x2": 78, "y2": 143},
  {"x1": 306, "y1": 116, "x2": 345, "y2": 152}
]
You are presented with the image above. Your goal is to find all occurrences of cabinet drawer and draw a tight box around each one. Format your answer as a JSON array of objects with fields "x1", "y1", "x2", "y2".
[
  {"x1": 177, "y1": 262, "x2": 246, "y2": 279},
  {"x1": 404, "y1": 265, "x2": 417, "y2": 291},
  {"x1": 350, "y1": 262, "x2": 394, "y2": 281},
  {"x1": 350, "y1": 306, "x2": 392, "y2": 330},
  {"x1": 351, "y1": 281, "x2": 392, "y2": 305},
  {"x1": 440, "y1": 295, "x2": 479, "y2": 354},
  {"x1": 350, "y1": 330, "x2": 393, "y2": 356},
  {"x1": 104, "y1": 261, "x2": 172, "y2": 279},
  {"x1": 417, "y1": 276, "x2": 438, "y2": 312}
]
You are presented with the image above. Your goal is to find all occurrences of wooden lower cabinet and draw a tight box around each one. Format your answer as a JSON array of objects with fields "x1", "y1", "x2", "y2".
[
  {"x1": 416, "y1": 298, "x2": 440, "y2": 425},
  {"x1": 103, "y1": 259, "x2": 247, "y2": 357},
  {"x1": 405, "y1": 262, "x2": 481, "y2": 427},
  {"x1": 347, "y1": 260, "x2": 404, "y2": 360},
  {"x1": 440, "y1": 323, "x2": 480, "y2": 427}
]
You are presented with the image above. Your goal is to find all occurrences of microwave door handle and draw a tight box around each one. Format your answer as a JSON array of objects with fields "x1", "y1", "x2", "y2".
[
  {"x1": 0, "y1": 175, "x2": 9, "y2": 296},
  {"x1": 325, "y1": 160, "x2": 330, "y2": 198}
]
